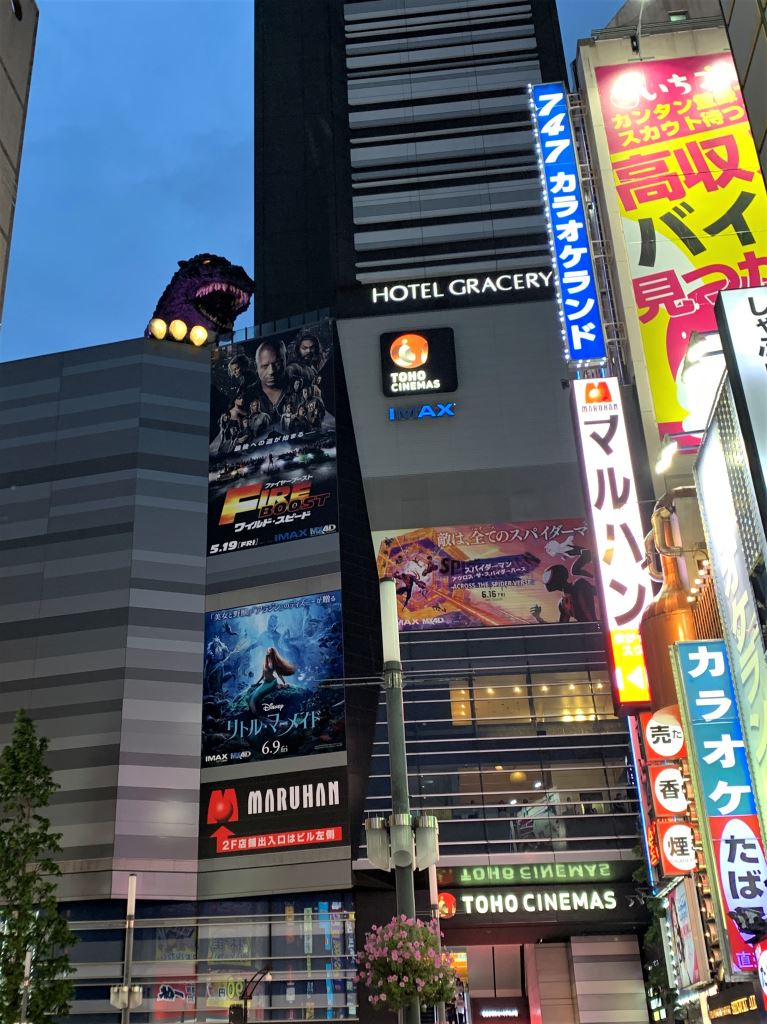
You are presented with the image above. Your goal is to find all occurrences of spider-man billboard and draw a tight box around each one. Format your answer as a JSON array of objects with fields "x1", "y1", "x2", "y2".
[
  {"x1": 201, "y1": 591, "x2": 344, "y2": 767},
  {"x1": 374, "y1": 518, "x2": 596, "y2": 631}
]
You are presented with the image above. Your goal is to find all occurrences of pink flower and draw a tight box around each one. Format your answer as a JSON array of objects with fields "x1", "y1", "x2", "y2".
[
  {"x1": 414, "y1": 951, "x2": 421, "y2": 961},
  {"x1": 392, "y1": 951, "x2": 399, "y2": 961}
]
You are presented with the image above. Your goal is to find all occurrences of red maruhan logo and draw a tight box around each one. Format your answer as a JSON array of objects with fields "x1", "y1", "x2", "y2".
[
  {"x1": 207, "y1": 788, "x2": 239, "y2": 825},
  {"x1": 584, "y1": 380, "x2": 612, "y2": 404},
  {"x1": 390, "y1": 333, "x2": 429, "y2": 369}
]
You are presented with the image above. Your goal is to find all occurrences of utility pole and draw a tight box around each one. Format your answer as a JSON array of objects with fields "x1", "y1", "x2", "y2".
[
  {"x1": 121, "y1": 874, "x2": 137, "y2": 1024},
  {"x1": 379, "y1": 577, "x2": 421, "y2": 1024}
]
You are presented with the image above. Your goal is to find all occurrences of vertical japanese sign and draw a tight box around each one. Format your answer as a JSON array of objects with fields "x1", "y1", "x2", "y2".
[
  {"x1": 716, "y1": 286, "x2": 767, "y2": 527},
  {"x1": 640, "y1": 708, "x2": 697, "y2": 876},
  {"x1": 696, "y1": 412, "x2": 767, "y2": 850},
  {"x1": 572, "y1": 377, "x2": 652, "y2": 707},
  {"x1": 530, "y1": 83, "x2": 607, "y2": 363},
  {"x1": 595, "y1": 54, "x2": 767, "y2": 445},
  {"x1": 675, "y1": 640, "x2": 767, "y2": 974}
]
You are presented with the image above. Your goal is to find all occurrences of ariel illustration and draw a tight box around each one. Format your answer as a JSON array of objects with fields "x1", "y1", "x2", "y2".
[{"x1": 246, "y1": 647, "x2": 296, "y2": 711}]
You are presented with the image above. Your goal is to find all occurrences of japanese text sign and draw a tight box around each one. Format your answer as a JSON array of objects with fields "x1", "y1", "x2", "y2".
[
  {"x1": 675, "y1": 640, "x2": 767, "y2": 974},
  {"x1": 595, "y1": 54, "x2": 767, "y2": 446},
  {"x1": 656, "y1": 819, "x2": 697, "y2": 875},
  {"x1": 716, "y1": 286, "x2": 767, "y2": 527},
  {"x1": 696, "y1": 412, "x2": 767, "y2": 847},
  {"x1": 572, "y1": 377, "x2": 652, "y2": 707},
  {"x1": 676, "y1": 642, "x2": 757, "y2": 820},
  {"x1": 530, "y1": 83, "x2": 607, "y2": 363},
  {"x1": 649, "y1": 764, "x2": 689, "y2": 816},
  {"x1": 641, "y1": 707, "x2": 687, "y2": 761}
]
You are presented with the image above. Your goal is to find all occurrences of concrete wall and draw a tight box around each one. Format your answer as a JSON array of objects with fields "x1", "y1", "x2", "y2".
[
  {"x1": 337, "y1": 299, "x2": 585, "y2": 532},
  {"x1": 0, "y1": 0, "x2": 37, "y2": 321},
  {"x1": 0, "y1": 338, "x2": 210, "y2": 900}
]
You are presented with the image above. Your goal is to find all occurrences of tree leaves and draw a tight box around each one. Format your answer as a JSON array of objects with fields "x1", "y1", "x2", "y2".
[{"x1": 0, "y1": 710, "x2": 76, "y2": 1024}]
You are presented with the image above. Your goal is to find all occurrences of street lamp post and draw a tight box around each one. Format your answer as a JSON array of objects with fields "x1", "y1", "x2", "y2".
[
  {"x1": 241, "y1": 965, "x2": 272, "y2": 1024},
  {"x1": 380, "y1": 578, "x2": 426, "y2": 1024},
  {"x1": 121, "y1": 874, "x2": 138, "y2": 1024}
]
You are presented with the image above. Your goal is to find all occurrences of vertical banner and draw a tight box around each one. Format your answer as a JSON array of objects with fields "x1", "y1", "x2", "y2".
[
  {"x1": 665, "y1": 878, "x2": 709, "y2": 991},
  {"x1": 674, "y1": 640, "x2": 767, "y2": 973},
  {"x1": 595, "y1": 54, "x2": 767, "y2": 445},
  {"x1": 695, "y1": 410, "x2": 767, "y2": 849},
  {"x1": 530, "y1": 83, "x2": 607, "y2": 363},
  {"x1": 715, "y1": 285, "x2": 767, "y2": 527},
  {"x1": 208, "y1": 320, "x2": 338, "y2": 555},
  {"x1": 572, "y1": 377, "x2": 652, "y2": 707}
]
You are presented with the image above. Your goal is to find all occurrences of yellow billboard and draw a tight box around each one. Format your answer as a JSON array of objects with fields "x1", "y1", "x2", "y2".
[{"x1": 595, "y1": 54, "x2": 767, "y2": 446}]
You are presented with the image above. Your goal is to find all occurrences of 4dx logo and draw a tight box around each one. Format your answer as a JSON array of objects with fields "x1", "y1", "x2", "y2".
[{"x1": 388, "y1": 402, "x2": 456, "y2": 421}]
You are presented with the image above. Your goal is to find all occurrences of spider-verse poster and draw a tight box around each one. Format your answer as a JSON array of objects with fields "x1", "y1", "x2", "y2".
[
  {"x1": 201, "y1": 591, "x2": 345, "y2": 767},
  {"x1": 375, "y1": 519, "x2": 598, "y2": 631}
]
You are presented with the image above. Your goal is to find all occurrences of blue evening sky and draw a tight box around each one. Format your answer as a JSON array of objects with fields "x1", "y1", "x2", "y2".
[{"x1": 0, "y1": 0, "x2": 622, "y2": 363}]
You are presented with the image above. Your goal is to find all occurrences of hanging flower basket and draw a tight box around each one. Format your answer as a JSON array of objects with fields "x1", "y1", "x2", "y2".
[{"x1": 356, "y1": 916, "x2": 457, "y2": 1011}]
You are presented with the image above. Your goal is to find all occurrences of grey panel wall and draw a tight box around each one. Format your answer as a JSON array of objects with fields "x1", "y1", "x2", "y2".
[
  {"x1": 0, "y1": 338, "x2": 210, "y2": 900},
  {"x1": 337, "y1": 300, "x2": 584, "y2": 529}
]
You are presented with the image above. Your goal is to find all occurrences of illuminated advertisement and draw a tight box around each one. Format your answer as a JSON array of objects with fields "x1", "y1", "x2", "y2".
[
  {"x1": 716, "y1": 286, "x2": 767, "y2": 523},
  {"x1": 595, "y1": 54, "x2": 767, "y2": 444},
  {"x1": 208, "y1": 320, "x2": 337, "y2": 555},
  {"x1": 530, "y1": 83, "x2": 607, "y2": 363},
  {"x1": 380, "y1": 327, "x2": 457, "y2": 397},
  {"x1": 374, "y1": 519, "x2": 597, "y2": 631},
  {"x1": 665, "y1": 877, "x2": 708, "y2": 990},
  {"x1": 199, "y1": 765, "x2": 348, "y2": 859},
  {"x1": 696, "y1": 406, "x2": 767, "y2": 846},
  {"x1": 571, "y1": 377, "x2": 652, "y2": 707},
  {"x1": 440, "y1": 884, "x2": 645, "y2": 924},
  {"x1": 675, "y1": 640, "x2": 767, "y2": 973},
  {"x1": 437, "y1": 860, "x2": 636, "y2": 887},
  {"x1": 201, "y1": 592, "x2": 344, "y2": 767}
]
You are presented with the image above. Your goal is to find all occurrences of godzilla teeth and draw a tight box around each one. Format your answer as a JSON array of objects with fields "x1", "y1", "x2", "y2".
[{"x1": 195, "y1": 283, "x2": 249, "y2": 307}]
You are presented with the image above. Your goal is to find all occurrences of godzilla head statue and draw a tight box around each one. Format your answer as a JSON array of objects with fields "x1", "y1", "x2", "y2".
[{"x1": 146, "y1": 253, "x2": 254, "y2": 345}]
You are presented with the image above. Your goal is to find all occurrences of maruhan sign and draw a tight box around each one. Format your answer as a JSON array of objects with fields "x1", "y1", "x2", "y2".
[{"x1": 370, "y1": 271, "x2": 553, "y2": 304}]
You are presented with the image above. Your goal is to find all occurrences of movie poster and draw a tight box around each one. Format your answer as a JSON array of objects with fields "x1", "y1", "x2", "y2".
[
  {"x1": 208, "y1": 320, "x2": 338, "y2": 555},
  {"x1": 201, "y1": 592, "x2": 345, "y2": 767},
  {"x1": 375, "y1": 519, "x2": 597, "y2": 631}
]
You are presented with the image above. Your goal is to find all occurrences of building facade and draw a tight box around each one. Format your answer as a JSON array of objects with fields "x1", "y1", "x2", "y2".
[{"x1": 0, "y1": 0, "x2": 38, "y2": 323}]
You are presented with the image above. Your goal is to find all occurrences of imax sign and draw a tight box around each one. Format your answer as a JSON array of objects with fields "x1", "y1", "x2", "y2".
[{"x1": 388, "y1": 402, "x2": 455, "y2": 422}]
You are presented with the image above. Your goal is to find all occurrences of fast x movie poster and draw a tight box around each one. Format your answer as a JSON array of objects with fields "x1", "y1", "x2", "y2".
[
  {"x1": 208, "y1": 320, "x2": 338, "y2": 555},
  {"x1": 201, "y1": 592, "x2": 345, "y2": 767}
]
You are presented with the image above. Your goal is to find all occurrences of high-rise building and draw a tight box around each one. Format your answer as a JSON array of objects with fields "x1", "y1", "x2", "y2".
[
  {"x1": 0, "y1": 3, "x2": 663, "y2": 1023},
  {"x1": 0, "y1": 0, "x2": 38, "y2": 323}
]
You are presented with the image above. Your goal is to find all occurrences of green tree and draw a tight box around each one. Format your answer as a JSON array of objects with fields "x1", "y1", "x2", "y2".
[{"x1": 0, "y1": 709, "x2": 76, "y2": 1024}]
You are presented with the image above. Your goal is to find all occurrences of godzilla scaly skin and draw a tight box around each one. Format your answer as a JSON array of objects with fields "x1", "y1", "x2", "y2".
[{"x1": 145, "y1": 253, "x2": 254, "y2": 338}]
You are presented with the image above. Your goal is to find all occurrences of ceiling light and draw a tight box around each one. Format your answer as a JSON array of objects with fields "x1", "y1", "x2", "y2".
[
  {"x1": 596, "y1": 682, "x2": 603, "y2": 690},
  {"x1": 514, "y1": 686, "x2": 521, "y2": 694},
  {"x1": 495, "y1": 765, "x2": 503, "y2": 771},
  {"x1": 486, "y1": 687, "x2": 494, "y2": 695},
  {"x1": 654, "y1": 437, "x2": 678, "y2": 475},
  {"x1": 541, "y1": 685, "x2": 549, "y2": 692},
  {"x1": 509, "y1": 799, "x2": 517, "y2": 806},
  {"x1": 534, "y1": 781, "x2": 543, "y2": 789},
  {"x1": 569, "y1": 684, "x2": 575, "y2": 691}
]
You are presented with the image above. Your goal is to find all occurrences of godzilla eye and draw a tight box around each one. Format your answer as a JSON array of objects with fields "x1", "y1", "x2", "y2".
[{"x1": 203, "y1": 259, "x2": 211, "y2": 265}]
